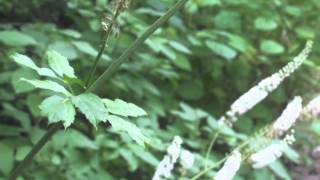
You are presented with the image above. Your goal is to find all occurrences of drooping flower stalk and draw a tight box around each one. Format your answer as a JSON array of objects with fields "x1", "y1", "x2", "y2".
[
  {"x1": 153, "y1": 136, "x2": 183, "y2": 180},
  {"x1": 250, "y1": 133, "x2": 295, "y2": 168},
  {"x1": 214, "y1": 151, "x2": 242, "y2": 180},
  {"x1": 272, "y1": 96, "x2": 302, "y2": 135},
  {"x1": 219, "y1": 41, "x2": 313, "y2": 125}
]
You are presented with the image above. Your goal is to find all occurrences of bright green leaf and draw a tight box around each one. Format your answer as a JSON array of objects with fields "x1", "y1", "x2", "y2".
[
  {"x1": 11, "y1": 53, "x2": 57, "y2": 78},
  {"x1": 0, "y1": 30, "x2": 36, "y2": 47},
  {"x1": 40, "y1": 95, "x2": 76, "y2": 128},
  {"x1": 21, "y1": 78, "x2": 71, "y2": 96},
  {"x1": 107, "y1": 115, "x2": 150, "y2": 147},
  {"x1": 254, "y1": 17, "x2": 278, "y2": 31},
  {"x1": 260, "y1": 40, "x2": 285, "y2": 55},
  {"x1": 0, "y1": 142, "x2": 14, "y2": 175},
  {"x1": 103, "y1": 99, "x2": 147, "y2": 117},
  {"x1": 47, "y1": 50, "x2": 76, "y2": 78},
  {"x1": 168, "y1": 41, "x2": 191, "y2": 54},
  {"x1": 206, "y1": 40, "x2": 237, "y2": 60},
  {"x1": 15, "y1": 146, "x2": 32, "y2": 161},
  {"x1": 72, "y1": 93, "x2": 109, "y2": 128}
]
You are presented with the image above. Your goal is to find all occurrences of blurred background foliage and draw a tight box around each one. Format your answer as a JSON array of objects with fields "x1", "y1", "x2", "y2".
[{"x1": 0, "y1": 0, "x2": 319, "y2": 179}]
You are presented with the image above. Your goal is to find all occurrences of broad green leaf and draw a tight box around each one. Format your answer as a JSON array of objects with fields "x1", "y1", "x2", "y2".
[
  {"x1": 47, "y1": 50, "x2": 76, "y2": 78},
  {"x1": 119, "y1": 148, "x2": 139, "y2": 172},
  {"x1": 0, "y1": 142, "x2": 14, "y2": 175},
  {"x1": 269, "y1": 160, "x2": 291, "y2": 180},
  {"x1": 171, "y1": 54, "x2": 192, "y2": 71},
  {"x1": 254, "y1": 17, "x2": 278, "y2": 31},
  {"x1": 15, "y1": 146, "x2": 32, "y2": 161},
  {"x1": 107, "y1": 115, "x2": 150, "y2": 147},
  {"x1": 72, "y1": 93, "x2": 109, "y2": 128},
  {"x1": 214, "y1": 10, "x2": 241, "y2": 30},
  {"x1": 0, "y1": 30, "x2": 36, "y2": 47},
  {"x1": 168, "y1": 41, "x2": 191, "y2": 54},
  {"x1": 21, "y1": 78, "x2": 71, "y2": 96},
  {"x1": 129, "y1": 144, "x2": 159, "y2": 166},
  {"x1": 49, "y1": 41, "x2": 78, "y2": 60},
  {"x1": 260, "y1": 40, "x2": 285, "y2": 55},
  {"x1": 40, "y1": 95, "x2": 76, "y2": 128},
  {"x1": 11, "y1": 53, "x2": 57, "y2": 78},
  {"x1": 103, "y1": 99, "x2": 147, "y2": 117},
  {"x1": 206, "y1": 40, "x2": 237, "y2": 60},
  {"x1": 11, "y1": 69, "x2": 37, "y2": 93},
  {"x1": 72, "y1": 41, "x2": 97, "y2": 56}
]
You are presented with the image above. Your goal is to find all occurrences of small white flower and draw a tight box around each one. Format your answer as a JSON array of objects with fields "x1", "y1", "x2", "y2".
[
  {"x1": 214, "y1": 151, "x2": 242, "y2": 180},
  {"x1": 250, "y1": 142, "x2": 285, "y2": 169},
  {"x1": 273, "y1": 96, "x2": 302, "y2": 135},
  {"x1": 230, "y1": 86, "x2": 268, "y2": 116},
  {"x1": 180, "y1": 150, "x2": 195, "y2": 169},
  {"x1": 152, "y1": 136, "x2": 183, "y2": 180}
]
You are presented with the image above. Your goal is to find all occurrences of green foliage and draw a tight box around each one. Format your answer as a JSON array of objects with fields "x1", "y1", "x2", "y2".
[
  {"x1": 40, "y1": 95, "x2": 76, "y2": 128},
  {"x1": 72, "y1": 93, "x2": 109, "y2": 128}
]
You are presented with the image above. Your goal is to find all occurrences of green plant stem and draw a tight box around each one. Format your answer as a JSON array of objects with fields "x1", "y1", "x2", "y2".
[
  {"x1": 85, "y1": 6, "x2": 122, "y2": 87},
  {"x1": 204, "y1": 129, "x2": 221, "y2": 168},
  {"x1": 8, "y1": 123, "x2": 63, "y2": 180},
  {"x1": 87, "y1": 0, "x2": 189, "y2": 92}
]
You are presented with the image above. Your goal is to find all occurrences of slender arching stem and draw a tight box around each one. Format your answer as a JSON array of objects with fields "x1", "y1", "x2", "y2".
[
  {"x1": 8, "y1": 123, "x2": 63, "y2": 180},
  {"x1": 85, "y1": 3, "x2": 122, "y2": 87},
  {"x1": 87, "y1": 0, "x2": 189, "y2": 92}
]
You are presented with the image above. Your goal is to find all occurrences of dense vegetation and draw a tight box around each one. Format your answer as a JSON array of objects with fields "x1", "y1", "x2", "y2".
[{"x1": 0, "y1": 0, "x2": 319, "y2": 179}]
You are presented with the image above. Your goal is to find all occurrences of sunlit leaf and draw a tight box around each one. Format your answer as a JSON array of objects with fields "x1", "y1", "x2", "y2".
[
  {"x1": 47, "y1": 50, "x2": 76, "y2": 78},
  {"x1": 40, "y1": 95, "x2": 76, "y2": 128},
  {"x1": 21, "y1": 78, "x2": 71, "y2": 96},
  {"x1": 103, "y1": 99, "x2": 147, "y2": 117}
]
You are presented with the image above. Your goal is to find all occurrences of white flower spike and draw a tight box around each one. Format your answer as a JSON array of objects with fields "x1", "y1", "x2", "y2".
[
  {"x1": 219, "y1": 41, "x2": 313, "y2": 125},
  {"x1": 273, "y1": 96, "x2": 302, "y2": 135},
  {"x1": 214, "y1": 151, "x2": 242, "y2": 180},
  {"x1": 152, "y1": 136, "x2": 183, "y2": 180}
]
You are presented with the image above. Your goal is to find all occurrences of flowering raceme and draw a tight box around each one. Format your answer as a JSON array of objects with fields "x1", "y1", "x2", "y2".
[
  {"x1": 250, "y1": 134, "x2": 295, "y2": 168},
  {"x1": 272, "y1": 96, "x2": 302, "y2": 135},
  {"x1": 219, "y1": 41, "x2": 313, "y2": 125},
  {"x1": 153, "y1": 136, "x2": 183, "y2": 180},
  {"x1": 214, "y1": 151, "x2": 242, "y2": 180}
]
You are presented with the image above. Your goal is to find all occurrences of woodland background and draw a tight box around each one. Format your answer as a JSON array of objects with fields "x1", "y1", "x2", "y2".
[{"x1": 0, "y1": 0, "x2": 320, "y2": 179}]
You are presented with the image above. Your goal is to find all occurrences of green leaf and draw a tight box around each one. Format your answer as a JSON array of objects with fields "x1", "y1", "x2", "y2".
[
  {"x1": 206, "y1": 40, "x2": 237, "y2": 60},
  {"x1": 47, "y1": 50, "x2": 76, "y2": 78},
  {"x1": 0, "y1": 142, "x2": 14, "y2": 175},
  {"x1": 171, "y1": 54, "x2": 192, "y2": 71},
  {"x1": 214, "y1": 10, "x2": 241, "y2": 30},
  {"x1": 129, "y1": 144, "x2": 159, "y2": 166},
  {"x1": 168, "y1": 41, "x2": 192, "y2": 54},
  {"x1": 15, "y1": 146, "x2": 32, "y2": 161},
  {"x1": 254, "y1": 17, "x2": 278, "y2": 31},
  {"x1": 72, "y1": 93, "x2": 109, "y2": 128},
  {"x1": 72, "y1": 41, "x2": 97, "y2": 56},
  {"x1": 269, "y1": 160, "x2": 291, "y2": 180},
  {"x1": 11, "y1": 69, "x2": 37, "y2": 93},
  {"x1": 0, "y1": 30, "x2": 36, "y2": 47},
  {"x1": 260, "y1": 40, "x2": 285, "y2": 55},
  {"x1": 103, "y1": 99, "x2": 147, "y2": 117},
  {"x1": 107, "y1": 115, "x2": 150, "y2": 147},
  {"x1": 11, "y1": 53, "x2": 57, "y2": 78},
  {"x1": 21, "y1": 78, "x2": 71, "y2": 96},
  {"x1": 40, "y1": 95, "x2": 76, "y2": 128},
  {"x1": 119, "y1": 148, "x2": 139, "y2": 172}
]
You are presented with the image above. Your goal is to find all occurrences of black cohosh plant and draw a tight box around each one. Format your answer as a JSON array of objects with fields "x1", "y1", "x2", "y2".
[{"x1": 8, "y1": 0, "x2": 189, "y2": 179}]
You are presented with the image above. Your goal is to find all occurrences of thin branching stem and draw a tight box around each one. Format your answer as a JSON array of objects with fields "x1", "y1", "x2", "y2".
[
  {"x1": 87, "y1": 0, "x2": 189, "y2": 92},
  {"x1": 204, "y1": 129, "x2": 221, "y2": 168},
  {"x1": 8, "y1": 123, "x2": 63, "y2": 180},
  {"x1": 85, "y1": 4, "x2": 122, "y2": 87}
]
